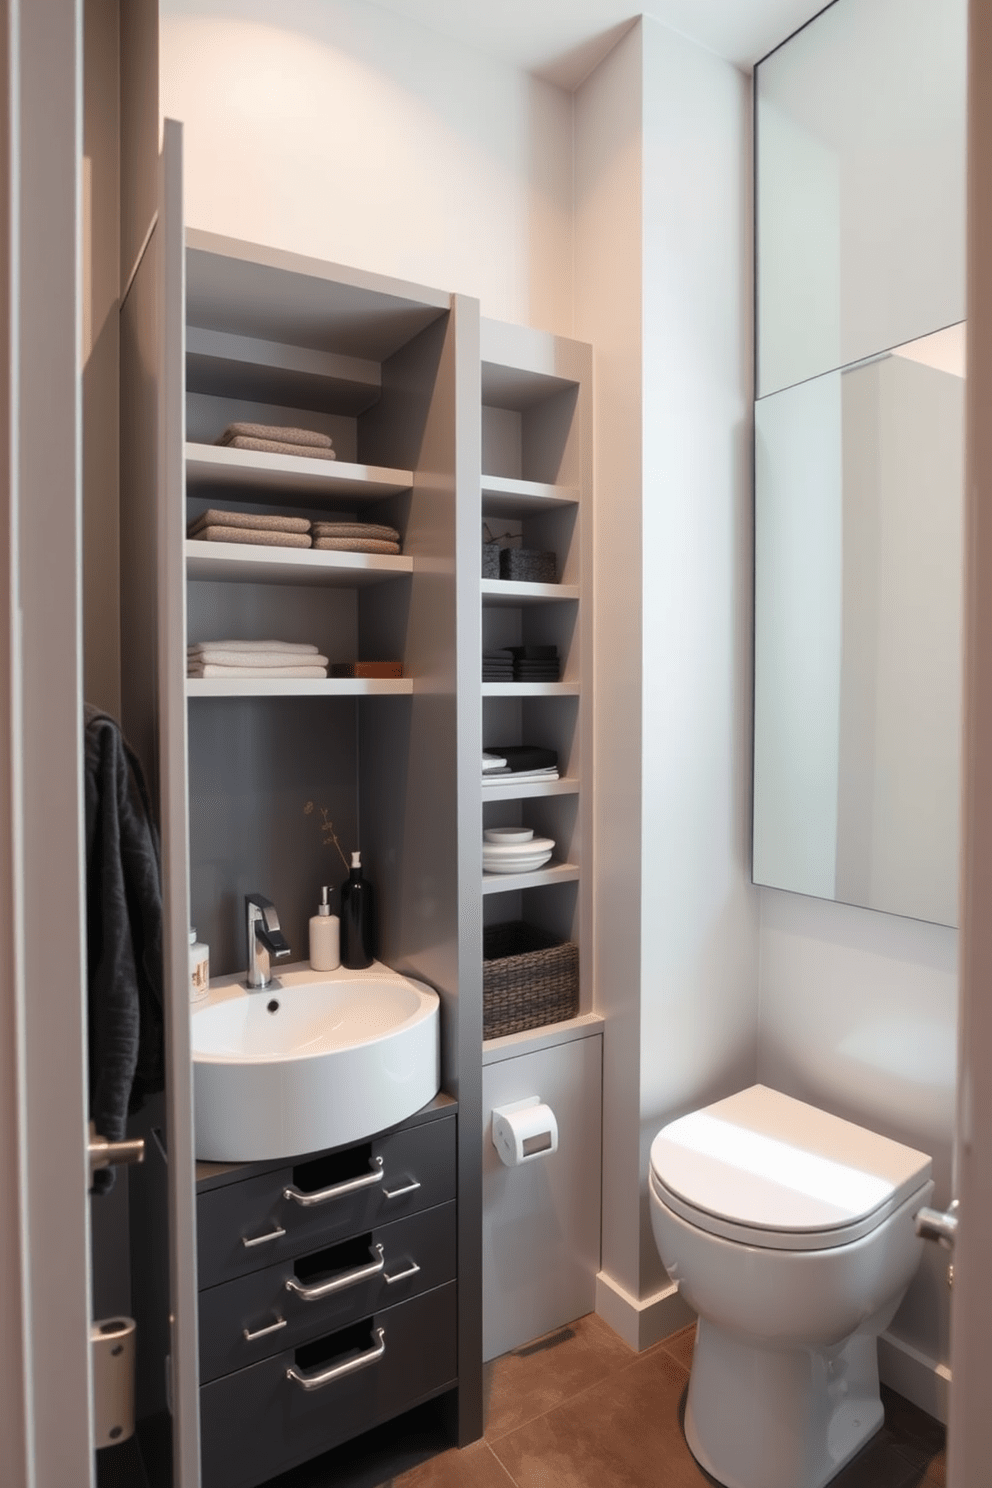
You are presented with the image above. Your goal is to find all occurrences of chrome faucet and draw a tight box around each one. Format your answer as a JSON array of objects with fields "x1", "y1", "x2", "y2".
[{"x1": 245, "y1": 892, "x2": 292, "y2": 989}]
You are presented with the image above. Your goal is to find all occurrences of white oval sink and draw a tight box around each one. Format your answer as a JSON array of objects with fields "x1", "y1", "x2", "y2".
[{"x1": 191, "y1": 961, "x2": 441, "y2": 1161}]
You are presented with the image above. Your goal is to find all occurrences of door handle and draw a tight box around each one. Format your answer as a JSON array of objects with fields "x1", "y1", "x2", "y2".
[
  {"x1": 285, "y1": 1245, "x2": 385, "y2": 1301},
  {"x1": 286, "y1": 1328, "x2": 385, "y2": 1391},
  {"x1": 88, "y1": 1136, "x2": 145, "y2": 1176},
  {"x1": 283, "y1": 1157, "x2": 384, "y2": 1207},
  {"x1": 915, "y1": 1198, "x2": 959, "y2": 1249}
]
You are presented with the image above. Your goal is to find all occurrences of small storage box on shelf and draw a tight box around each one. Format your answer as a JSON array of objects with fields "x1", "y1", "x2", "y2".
[{"x1": 482, "y1": 922, "x2": 579, "y2": 1040}]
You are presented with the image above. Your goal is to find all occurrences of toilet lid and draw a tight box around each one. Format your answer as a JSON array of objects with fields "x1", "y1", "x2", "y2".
[{"x1": 650, "y1": 1086, "x2": 932, "y2": 1250}]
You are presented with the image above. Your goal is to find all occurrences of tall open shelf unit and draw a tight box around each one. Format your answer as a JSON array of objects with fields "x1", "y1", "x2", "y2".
[
  {"x1": 123, "y1": 130, "x2": 593, "y2": 1481},
  {"x1": 478, "y1": 320, "x2": 596, "y2": 1059}
]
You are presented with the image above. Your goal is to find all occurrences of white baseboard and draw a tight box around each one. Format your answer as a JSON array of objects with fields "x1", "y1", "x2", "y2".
[
  {"x1": 878, "y1": 1330, "x2": 951, "y2": 1425},
  {"x1": 595, "y1": 1270, "x2": 695, "y2": 1351}
]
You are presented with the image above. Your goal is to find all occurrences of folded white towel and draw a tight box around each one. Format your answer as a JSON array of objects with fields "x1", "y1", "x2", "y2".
[
  {"x1": 482, "y1": 768, "x2": 559, "y2": 785},
  {"x1": 187, "y1": 664, "x2": 329, "y2": 679},
  {"x1": 189, "y1": 649, "x2": 330, "y2": 669},
  {"x1": 188, "y1": 640, "x2": 321, "y2": 655}
]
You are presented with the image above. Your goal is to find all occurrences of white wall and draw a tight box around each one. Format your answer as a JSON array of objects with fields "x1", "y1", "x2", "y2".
[
  {"x1": 758, "y1": 888, "x2": 957, "y2": 1374},
  {"x1": 575, "y1": 18, "x2": 759, "y2": 1327},
  {"x1": 160, "y1": 0, "x2": 573, "y2": 333}
]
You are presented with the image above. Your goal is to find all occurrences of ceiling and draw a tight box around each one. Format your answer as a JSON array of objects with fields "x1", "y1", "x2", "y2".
[{"x1": 364, "y1": 0, "x2": 833, "y2": 88}]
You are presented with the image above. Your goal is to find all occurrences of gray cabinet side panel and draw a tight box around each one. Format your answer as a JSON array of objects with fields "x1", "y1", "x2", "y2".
[
  {"x1": 120, "y1": 0, "x2": 158, "y2": 292},
  {"x1": 358, "y1": 297, "x2": 483, "y2": 1444}
]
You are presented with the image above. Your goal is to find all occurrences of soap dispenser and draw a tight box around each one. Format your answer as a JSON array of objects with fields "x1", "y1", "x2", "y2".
[
  {"x1": 340, "y1": 851, "x2": 375, "y2": 969},
  {"x1": 309, "y1": 885, "x2": 340, "y2": 972}
]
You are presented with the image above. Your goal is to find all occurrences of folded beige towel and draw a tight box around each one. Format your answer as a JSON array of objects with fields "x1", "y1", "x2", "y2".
[
  {"x1": 190, "y1": 648, "x2": 329, "y2": 669},
  {"x1": 188, "y1": 640, "x2": 321, "y2": 655},
  {"x1": 311, "y1": 521, "x2": 400, "y2": 543},
  {"x1": 189, "y1": 526, "x2": 313, "y2": 549},
  {"x1": 224, "y1": 436, "x2": 337, "y2": 461},
  {"x1": 188, "y1": 664, "x2": 328, "y2": 679},
  {"x1": 217, "y1": 422, "x2": 333, "y2": 450},
  {"x1": 187, "y1": 508, "x2": 310, "y2": 536},
  {"x1": 313, "y1": 537, "x2": 401, "y2": 555}
]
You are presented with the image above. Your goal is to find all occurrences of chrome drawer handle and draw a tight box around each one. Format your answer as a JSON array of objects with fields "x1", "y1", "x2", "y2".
[
  {"x1": 382, "y1": 1178, "x2": 421, "y2": 1200},
  {"x1": 242, "y1": 1225, "x2": 287, "y2": 1249},
  {"x1": 383, "y1": 1261, "x2": 421, "y2": 1286},
  {"x1": 243, "y1": 1316, "x2": 287, "y2": 1343},
  {"x1": 286, "y1": 1328, "x2": 385, "y2": 1391},
  {"x1": 285, "y1": 1245, "x2": 384, "y2": 1302},
  {"x1": 283, "y1": 1157, "x2": 383, "y2": 1207}
]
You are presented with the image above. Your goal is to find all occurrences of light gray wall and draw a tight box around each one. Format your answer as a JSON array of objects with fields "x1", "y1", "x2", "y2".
[
  {"x1": 757, "y1": 888, "x2": 956, "y2": 1370},
  {"x1": 575, "y1": 18, "x2": 759, "y2": 1309}
]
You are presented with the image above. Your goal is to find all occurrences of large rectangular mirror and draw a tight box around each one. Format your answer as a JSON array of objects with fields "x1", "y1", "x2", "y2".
[{"x1": 753, "y1": 326, "x2": 964, "y2": 925}]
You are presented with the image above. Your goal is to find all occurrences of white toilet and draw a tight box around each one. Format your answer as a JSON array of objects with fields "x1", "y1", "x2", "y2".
[{"x1": 648, "y1": 1085, "x2": 933, "y2": 1488}]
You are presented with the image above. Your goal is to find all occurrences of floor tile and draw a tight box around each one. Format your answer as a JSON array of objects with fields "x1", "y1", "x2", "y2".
[
  {"x1": 828, "y1": 1426, "x2": 922, "y2": 1488},
  {"x1": 483, "y1": 1312, "x2": 635, "y2": 1442},
  {"x1": 882, "y1": 1385, "x2": 946, "y2": 1487},
  {"x1": 490, "y1": 1345, "x2": 712, "y2": 1488},
  {"x1": 393, "y1": 1440, "x2": 519, "y2": 1487},
  {"x1": 656, "y1": 1322, "x2": 696, "y2": 1373}
]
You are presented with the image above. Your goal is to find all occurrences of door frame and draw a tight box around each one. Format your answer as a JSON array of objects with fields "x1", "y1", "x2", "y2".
[{"x1": 0, "y1": 0, "x2": 94, "y2": 1485}]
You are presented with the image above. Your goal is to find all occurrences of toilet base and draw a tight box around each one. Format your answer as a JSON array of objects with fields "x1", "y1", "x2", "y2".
[{"x1": 684, "y1": 1318, "x2": 884, "y2": 1488}]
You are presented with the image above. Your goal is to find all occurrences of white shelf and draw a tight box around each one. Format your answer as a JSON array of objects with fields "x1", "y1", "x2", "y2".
[
  {"x1": 481, "y1": 776, "x2": 579, "y2": 801},
  {"x1": 185, "y1": 443, "x2": 413, "y2": 502},
  {"x1": 481, "y1": 860, "x2": 579, "y2": 895},
  {"x1": 186, "y1": 676, "x2": 412, "y2": 699},
  {"x1": 481, "y1": 579, "x2": 578, "y2": 607},
  {"x1": 482, "y1": 681, "x2": 579, "y2": 697},
  {"x1": 483, "y1": 1012, "x2": 604, "y2": 1066},
  {"x1": 481, "y1": 475, "x2": 579, "y2": 516},
  {"x1": 186, "y1": 539, "x2": 412, "y2": 588},
  {"x1": 186, "y1": 326, "x2": 382, "y2": 416}
]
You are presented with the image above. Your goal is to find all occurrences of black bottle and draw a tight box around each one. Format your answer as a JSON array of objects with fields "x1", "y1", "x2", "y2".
[{"x1": 340, "y1": 851, "x2": 375, "y2": 969}]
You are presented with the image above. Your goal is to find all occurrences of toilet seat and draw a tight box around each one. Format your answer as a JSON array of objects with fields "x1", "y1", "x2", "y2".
[{"x1": 649, "y1": 1085, "x2": 932, "y2": 1253}]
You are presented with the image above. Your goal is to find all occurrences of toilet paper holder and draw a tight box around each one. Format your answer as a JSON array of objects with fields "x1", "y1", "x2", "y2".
[{"x1": 491, "y1": 1096, "x2": 559, "y2": 1167}]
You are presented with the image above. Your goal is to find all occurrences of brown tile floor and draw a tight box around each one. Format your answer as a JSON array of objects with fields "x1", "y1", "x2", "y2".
[{"x1": 265, "y1": 1313, "x2": 946, "y2": 1488}]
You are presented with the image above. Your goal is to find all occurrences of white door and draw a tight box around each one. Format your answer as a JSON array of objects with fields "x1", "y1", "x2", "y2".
[
  {"x1": 947, "y1": 5, "x2": 992, "y2": 1481},
  {"x1": 0, "y1": 1, "x2": 95, "y2": 1484}
]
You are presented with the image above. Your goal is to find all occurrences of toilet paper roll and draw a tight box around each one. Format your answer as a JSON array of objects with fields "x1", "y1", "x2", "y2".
[
  {"x1": 90, "y1": 1316, "x2": 136, "y2": 1447},
  {"x1": 491, "y1": 1096, "x2": 559, "y2": 1167}
]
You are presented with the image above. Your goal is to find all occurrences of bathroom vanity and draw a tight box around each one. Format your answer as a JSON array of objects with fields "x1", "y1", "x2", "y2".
[{"x1": 195, "y1": 1098, "x2": 456, "y2": 1488}]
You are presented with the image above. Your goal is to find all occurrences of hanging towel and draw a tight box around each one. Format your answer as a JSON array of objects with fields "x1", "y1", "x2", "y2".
[
  {"x1": 187, "y1": 508, "x2": 311, "y2": 536},
  {"x1": 217, "y1": 422, "x2": 334, "y2": 450},
  {"x1": 84, "y1": 706, "x2": 164, "y2": 1194}
]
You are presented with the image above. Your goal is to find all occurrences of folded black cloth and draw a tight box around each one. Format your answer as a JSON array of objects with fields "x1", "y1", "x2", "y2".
[
  {"x1": 507, "y1": 645, "x2": 558, "y2": 660},
  {"x1": 483, "y1": 744, "x2": 558, "y2": 772},
  {"x1": 84, "y1": 706, "x2": 165, "y2": 1193}
]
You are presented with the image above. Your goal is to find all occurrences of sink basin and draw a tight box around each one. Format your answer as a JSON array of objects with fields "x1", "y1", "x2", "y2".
[{"x1": 191, "y1": 960, "x2": 441, "y2": 1161}]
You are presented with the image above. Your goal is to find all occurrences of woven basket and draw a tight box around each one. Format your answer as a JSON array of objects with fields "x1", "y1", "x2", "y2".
[
  {"x1": 500, "y1": 547, "x2": 557, "y2": 584},
  {"x1": 483, "y1": 921, "x2": 579, "y2": 1039},
  {"x1": 482, "y1": 541, "x2": 501, "y2": 579}
]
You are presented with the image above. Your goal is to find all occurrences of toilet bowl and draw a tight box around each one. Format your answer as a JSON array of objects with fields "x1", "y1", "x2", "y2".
[{"x1": 648, "y1": 1086, "x2": 933, "y2": 1488}]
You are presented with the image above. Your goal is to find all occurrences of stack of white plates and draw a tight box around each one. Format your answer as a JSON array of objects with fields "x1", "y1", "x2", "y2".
[{"x1": 483, "y1": 826, "x2": 555, "y2": 875}]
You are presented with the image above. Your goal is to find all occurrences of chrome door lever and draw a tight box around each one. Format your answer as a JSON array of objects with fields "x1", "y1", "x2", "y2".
[
  {"x1": 88, "y1": 1135, "x2": 145, "y2": 1176},
  {"x1": 915, "y1": 1198, "x2": 959, "y2": 1249}
]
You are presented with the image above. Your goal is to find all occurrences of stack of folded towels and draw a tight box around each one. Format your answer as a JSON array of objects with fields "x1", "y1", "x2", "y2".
[
  {"x1": 482, "y1": 645, "x2": 560, "y2": 683},
  {"x1": 187, "y1": 640, "x2": 329, "y2": 679},
  {"x1": 482, "y1": 745, "x2": 559, "y2": 786},
  {"x1": 311, "y1": 521, "x2": 401, "y2": 555},
  {"x1": 187, "y1": 508, "x2": 313, "y2": 549},
  {"x1": 483, "y1": 651, "x2": 515, "y2": 683},
  {"x1": 215, "y1": 422, "x2": 337, "y2": 460}
]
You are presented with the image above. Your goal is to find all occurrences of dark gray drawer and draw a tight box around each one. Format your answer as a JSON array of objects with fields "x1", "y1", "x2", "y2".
[
  {"x1": 198, "y1": 1200, "x2": 456, "y2": 1383},
  {"x1": 197, "y1": 1117, "x2": 455, "y2": 1289},
  {"x1": 200, "y1": 1282, "x2": 457, "y2": 1488}
]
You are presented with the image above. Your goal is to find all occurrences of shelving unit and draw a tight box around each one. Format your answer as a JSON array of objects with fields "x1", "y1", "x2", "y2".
[
  {"x1": 478, "y1": 317, "x2": 593, "y2": 1055},
  {"x1": 186, "y1": 442, "x2": 413, "y2": 502}
]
